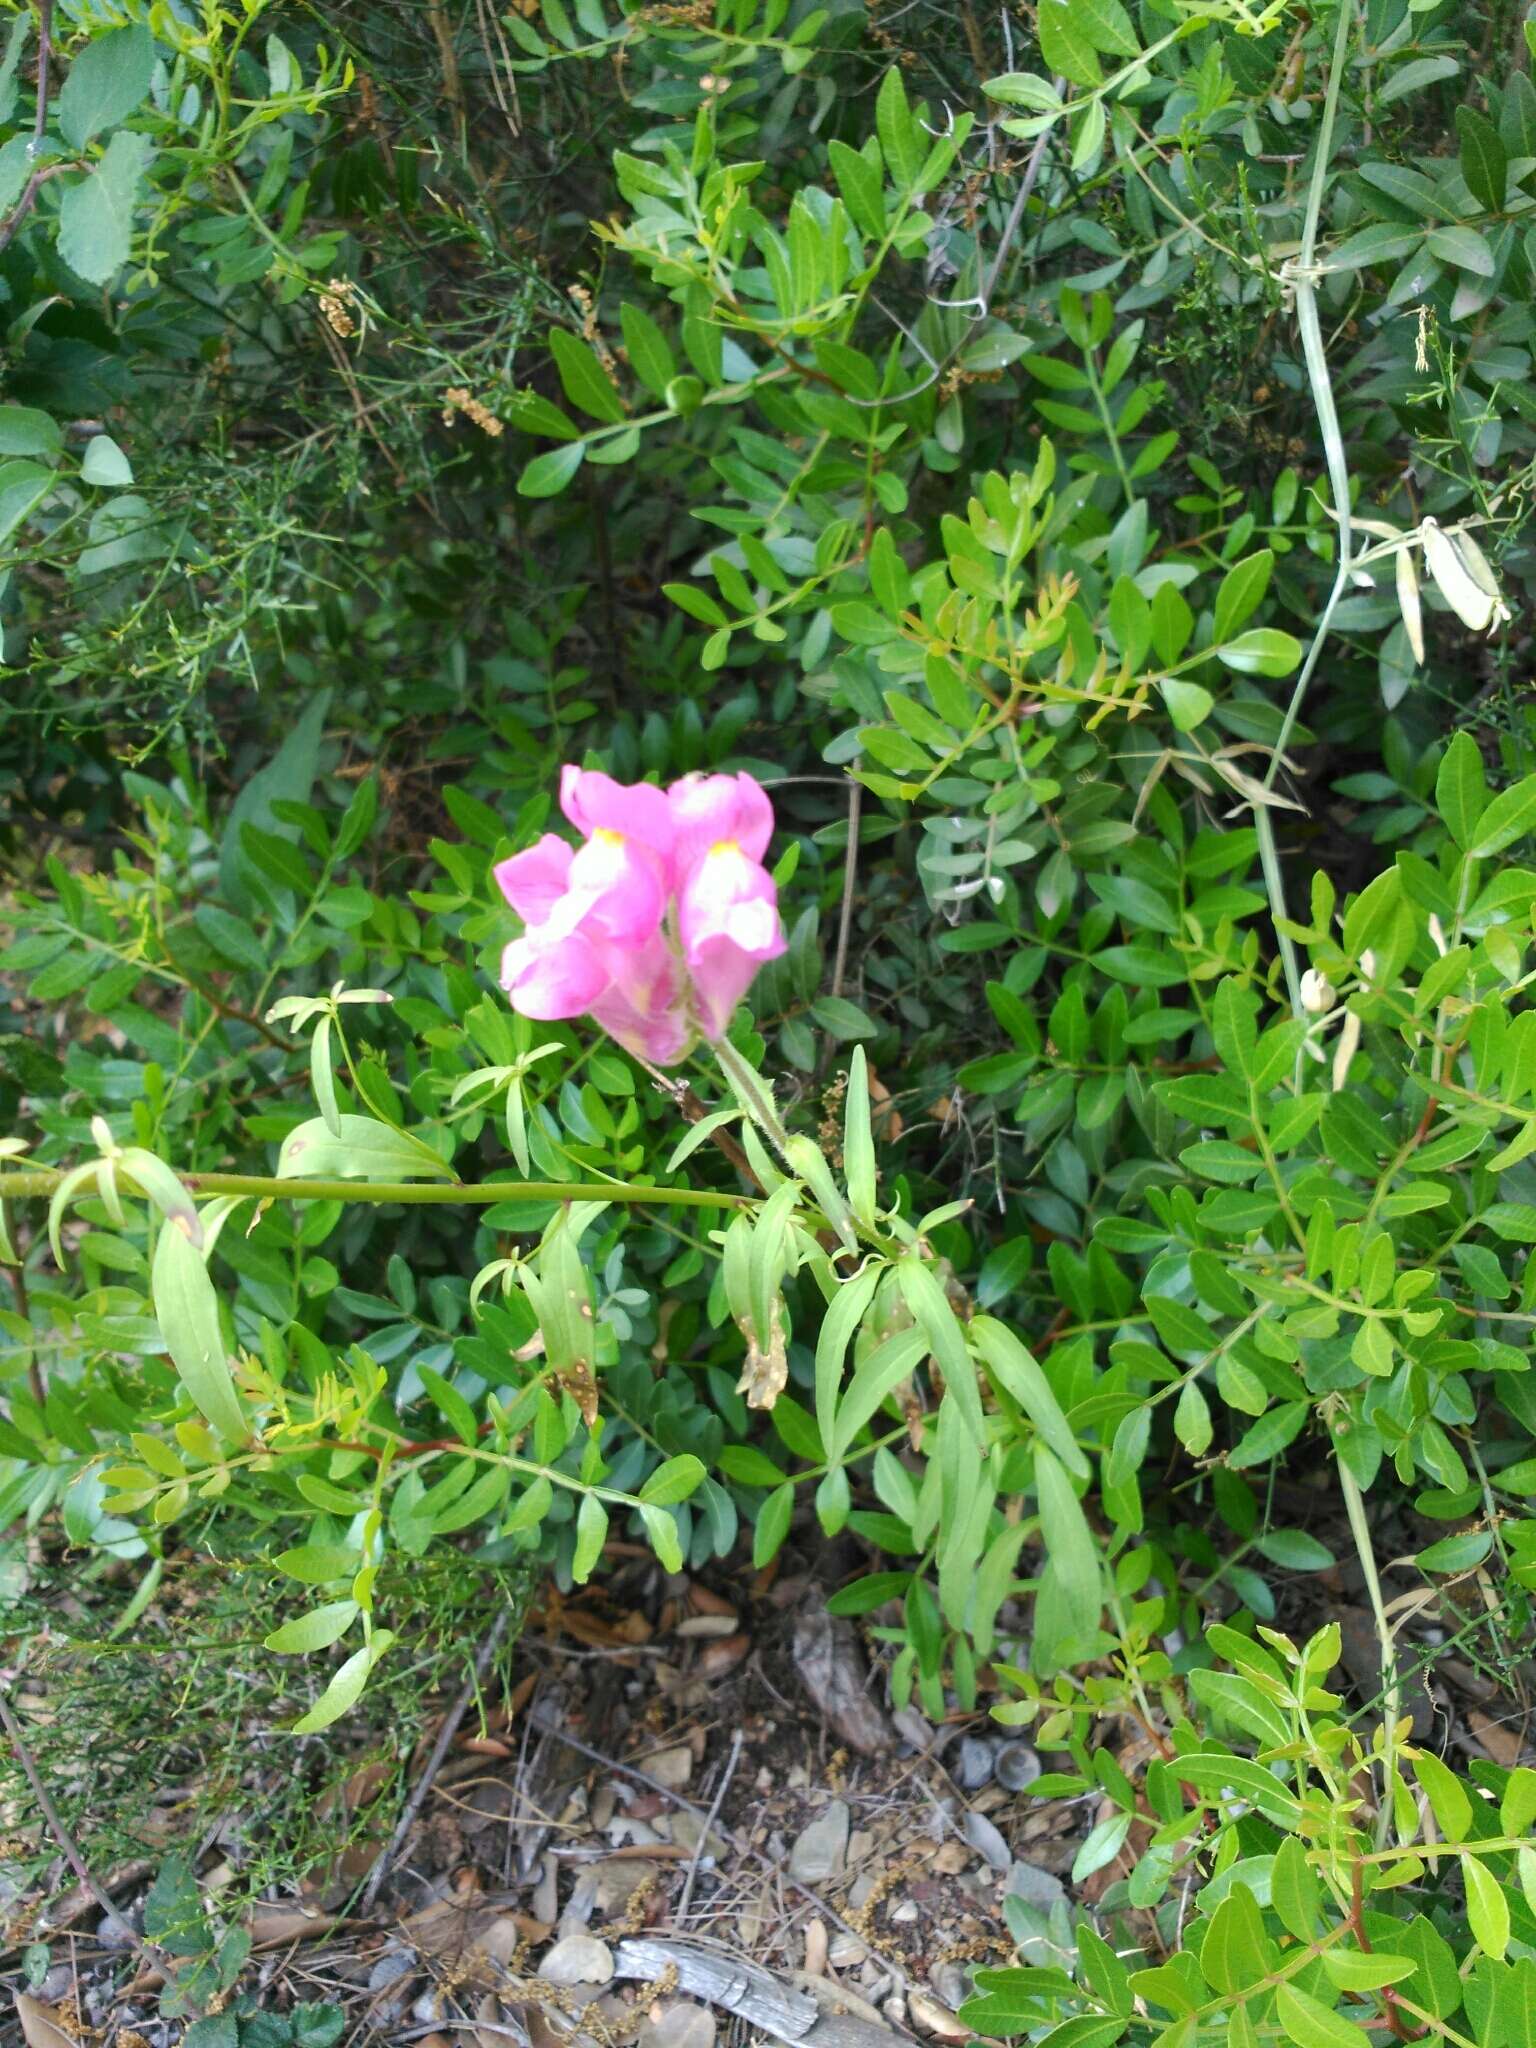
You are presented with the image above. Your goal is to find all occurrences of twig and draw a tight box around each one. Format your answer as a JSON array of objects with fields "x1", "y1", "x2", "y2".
[
  {"x1": 0, "y1": 1683, "x2": 143, "y2": 1946},
  {"x1": 0, "y1": 0, "x2": 56, "y2": 256},
  {"x1": 358, "y1": 1607, "x2": 513, "y2": 1911},
  {"x1": 526, "y1": 1709, "x2": 919, "y2": 1991},
  {"x1": 830, "y1": 774, "x2": 862, "y2": 1000},
  {"x1": 676, "y1": 1729, "x2": 741, "y2": 1924},
  {"x1": 981, "y1": 90, "x2": 1062, "y2": 313}
]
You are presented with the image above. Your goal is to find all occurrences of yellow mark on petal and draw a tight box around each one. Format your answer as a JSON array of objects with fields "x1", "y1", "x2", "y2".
[
  {"x1": 593, "y1": 828, "x2": 626, "y2": 847},
  {"x1": 710, "y1": 838, "x2": 742, "y2": 858}
]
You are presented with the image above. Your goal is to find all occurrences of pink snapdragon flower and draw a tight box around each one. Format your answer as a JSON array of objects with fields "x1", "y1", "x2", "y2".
[{"x1": 494, "y1": 767, "x2": 785, "y2": 1065}]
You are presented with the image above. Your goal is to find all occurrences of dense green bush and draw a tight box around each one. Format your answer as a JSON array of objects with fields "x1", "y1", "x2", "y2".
[{"x1": 6, "y1": 0, "x2": 1536, "y2": 2032}]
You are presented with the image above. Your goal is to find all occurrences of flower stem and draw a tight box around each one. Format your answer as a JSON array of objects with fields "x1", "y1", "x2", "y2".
[
  {"x1": 712, "y1": 1037, "x2": 793, "y2": 1160},
  {"x1": 0, "y1": 1169, "x2": 750, "y2": 1210}
]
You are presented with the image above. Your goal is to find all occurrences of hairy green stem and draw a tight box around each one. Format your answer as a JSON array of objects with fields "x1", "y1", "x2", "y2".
[
  {"x1": 1255, "y1": 0, "x2": 1357, "y2": 1013},
  {"x1": 1338, "y1": 1454, "x2": 1401, "y2": 1849},
  {"x1": 0, "y1": 1169, "x2": 749, "y2": 1210}
]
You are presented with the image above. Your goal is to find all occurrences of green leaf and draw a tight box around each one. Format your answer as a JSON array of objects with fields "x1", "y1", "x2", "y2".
[
  {"x1": 1425, "y1": 224, "x2": 1494, "y2": 276},
  {"x1": 0, "y1": 459, "x2": 54, "y2": 547},
  {"x1": 1411, "y1": 1750, "x2": 1471, "y2": 1841},
  {"x1": 1271, "y1": 1835, "x2": 1319, "y2": 1940},
  {"x1": 549, "y1": 329, "x2": 626, "y2": 423},
  {"x1": 417, "y1": 1365, "x2": 478, "y2": 1447},
  {"x1": 264, "y1": 1600, "x2": 359, "y2": 1654},
  {"x1": 518, "y1": 440, "x2": 586, "y2": 497},
  {"x1": 1469, "y1": 775, "x2": 1536, "y2": 857},
  {"x1": 219, "y1": 687, "x2": 330, "y2": 912},
  {"x1": 828, "y1": 139, "x2": 885, "y2": 239},
  {"x1": 57, "y1": 23, "x2": 155, "y2": 148},
  {"x1": 1199, "y1": 1883, "x2": 1271, "y2": 1994},
  {"x1": 1036, "y1": 0, "x2": 1099, "y2": 83},
  {"x1": 843, "y1": 1044, "x2": 877, "y2": 1226},
  {"x1": 0, "y1": 406, "x2": 61, "y2": 460},
  {"x1": 273, "y1": 1543, "x2": 359, "y2": 1584},
  {"x1": 1437, "y1": 731, "x2": 1488, "y2": 849},
  {"x1": 292, "y1": 1632, "x2": 394, "y2": 1733},
  {"x1": 875, "y1": 67, "x2": 920, "y2": 189},
  {"x1": 1456, "y1": 106, "x2": 1508, "y2": 212},
  {"x1": 1033, "y1": 1443, "x2": 1101, "y2": 1626},
  {"x1": 1466, "y1": 1855, "x2": 1509, "y2": 1959},
  {"x1": 80, "y1": 433, "x2": 134, "y2": 487},
  {"x1": 1275, "y1": 1982, "x2": 1370, "y2": 2048},
  {"x1": 971, "y1": 1317, "x2": 1088, "y2": 1475},
  {"x1": 0, "y1": 11, "x2": 29, "y2": 127},
  {"x1": 152, "y1": 1220, "x2": 247, "y2": 1445},
  {"x1": 753, "y1": 1480, "x2": 793, "y2": 1566},
  {"x1": 1161, "y1": 678, "x2": 1212, "y2": 731},
  {"x1": 639, "y1": 1501, "x2": 683, "y2": 1572},
  {"x1": 810, "y1": 995, "x2": 877, "y2": 1040},
  {"x1": 277, "y1": 1114, "x2": 453, "y2": 1182},
  {"x1": 1216, "y1": 628, "x2": 1302, "y2": 677},
  {"x1": 57, "y1": 130, "x2": 156, "y2": 286},
  {"x1": 1324, "y1": 222, "x2": 1427, "y2": 273},
  {"x1": 1319, "y1": 1952, "x2": 1417, "y2": 1992},
  {"x1": 572, "y1": 1491, "x2": 608, "y2": 1583},
  {"x1": 1173, "y1": 1378, "x2": 1212, "y2": 1455},
  {"x1": 1501, "y1": 71, "x2": 1536, "y2": 155},
  {"x1": 193, "y1": 904, "x2": 266, "y2": 971},
  {"x1": 897, "y1": 1259, "x2": 984, "y2": 1451},
  {"x1": 619, "y1": 302, "x2": 676, "y2": 398},
  {"x1": 639, "y1": 1453, "x2": 706, "y2": 1506},
  {"x1": 1213, "y1": 550, "x2": 1273, "y2": 644}
]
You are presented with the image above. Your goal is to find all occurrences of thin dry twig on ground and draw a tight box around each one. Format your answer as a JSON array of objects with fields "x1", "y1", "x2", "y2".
[
  {"x1": 524, "y1": 1711, "x2": 920, "y2": 1992},
  {"x1": 359, "y1": 1606, "x2": 514, "y2": 1912},
  {"x1": 0, "y1": 1684, "x2": 144, "y2": 1948},
  {"x1": 676, "y1": 1729, "x2": 743, "y2": 1926}
]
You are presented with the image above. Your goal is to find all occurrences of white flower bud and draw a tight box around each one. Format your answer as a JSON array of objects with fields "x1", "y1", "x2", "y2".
[
  {"x1": 1331, "y1": 1008, "x2": 1362, "y2": 1093},
  {"x1": 1299, "y1": 968, "x2": 1334, "y2": 1014}
]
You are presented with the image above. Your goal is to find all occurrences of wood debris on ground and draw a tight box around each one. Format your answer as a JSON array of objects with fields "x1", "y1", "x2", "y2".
[{"x1": 1, "y1": 1533, "x2": 1530, "y2": 2046}]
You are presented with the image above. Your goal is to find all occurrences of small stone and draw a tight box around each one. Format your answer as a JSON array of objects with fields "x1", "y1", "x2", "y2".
[
  {"x1": 594, "y1": 1858, "x2": 660, "y2": 1913},
  {"x1": 930, "y1": 1962, "x2": 971, "y2": 2012},
  {"x1": 995, "y1": 1743, "x2": 1042, "y2": 1793},
  {"x1": 955, "y1": 1737, "x2": 994, "y2": 1790},
  {"x1": 639, "y1": 2000, "x2": 716, "y2": 2048},
  {"x1": 368, "y1": 1947, "x2": 417, "y2": 1991},
  {"x1": 933, "y1": 1841, "x2": 970, "y2": 1875},
  {"x1": 540, "y1": 1934, "x2": 615, "y2": 1987},
  {"x1": 669, "y1": 1810, "x2": 728, "y2": 1859},
  {"x1": 788, "y1": 1799, "x2": 850, "y2": 1884},
  {"x1": 829, "y1": 1932, "x2": 867, "y2": 1968},
  {"x1": 961, "y1": 1810, "x2": 1011, "y2": 1872},
  {"x1": 644, "y1": 1746, "x2": 695, "y2": 1789},
  {"x1": 96, "y1": 1913, "x2": 140, "y2": 1949},
  {"x1": 889, "y1": 1900, "x2": 920, "y2": 1925}
]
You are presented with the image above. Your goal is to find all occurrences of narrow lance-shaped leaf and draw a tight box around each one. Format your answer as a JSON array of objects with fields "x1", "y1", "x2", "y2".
[{"x1": 152, "y1": 1219, "x2": 248, "y2": 1446}]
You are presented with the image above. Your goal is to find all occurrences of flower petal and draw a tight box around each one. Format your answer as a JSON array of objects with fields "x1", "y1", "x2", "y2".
[
  {"x1": 669, "y1": 771, "x2": 775, "y2": 872},
  {"x1": 561, "y1": 767, "x2": 675, "y2": 864},
  {"x1": 501, "y1": 930, "x2": 609, "y2": 1019},
  {"x1": 494, "y1": 835, "x2": 574, "y2": 923}
]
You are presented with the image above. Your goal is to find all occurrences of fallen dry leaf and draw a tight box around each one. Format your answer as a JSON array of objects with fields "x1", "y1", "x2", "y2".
[
  {"x1": 792, "y1": 1598, "x2": 895, "y2": 1756},
  {"x1": 14, "y1": 1996, "x2": 80, "y2": 2048},
  {"x1": 697, "y1": 1632, "x2": 750, "y2": 1680},
  {"x1": 246, "y1": 1904, "x2": 340, "y2": 1946},
  {"x1": 1467, "y1": 1708, "x2": 1526, "y2": 1767}
]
